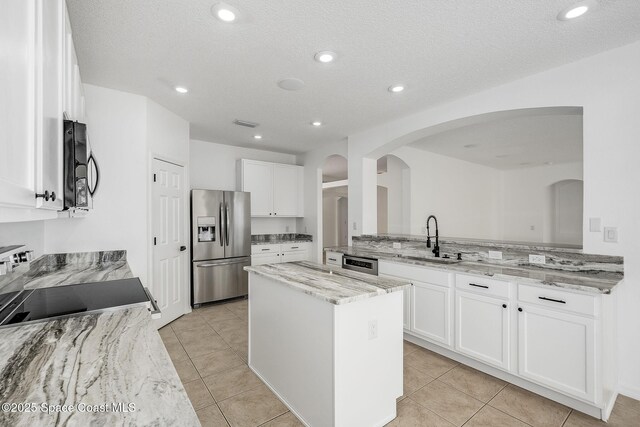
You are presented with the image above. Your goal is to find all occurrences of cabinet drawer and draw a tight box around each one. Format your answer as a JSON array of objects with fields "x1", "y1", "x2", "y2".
[
  {"x1": 325, "y1": 251, "x2": 343, "y2": 267},
  {"x1": 518, "y1": 284, "x2": 598, "y2": 317},
  {"x1": 282, "y1": 242, "x2": 310, "y2": 252},
  {"x1": 379, "y1": 261, "x2": 450, "y2": 286},
  {"x1": 455, "y1": 274, "x2": 511, "y2": 299},
  {"x1": 251, "y1": 244, "x2": 280, "y2": 254}
]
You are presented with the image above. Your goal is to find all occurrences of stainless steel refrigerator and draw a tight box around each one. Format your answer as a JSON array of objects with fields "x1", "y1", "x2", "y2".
[{"x1": 191, "y1": 189, "x2": 251, "y2": 307}]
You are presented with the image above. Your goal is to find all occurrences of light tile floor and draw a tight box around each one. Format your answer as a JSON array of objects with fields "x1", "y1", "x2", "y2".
[{"x1": 160, "y1": 299, "x2": 640, "y2": 427}]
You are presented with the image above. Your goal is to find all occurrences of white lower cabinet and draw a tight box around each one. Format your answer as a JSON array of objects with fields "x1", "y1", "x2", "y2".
[
  {"x1": 518, "y1": 303, "x2": 596, "y2": 402},
  {"x1": 379, "y1": 259, "x2": 612, "y2": 418},
  {"x1": 251, "y1": 243, "x2": 310, "y2": 266},
  {"x1": 412, "y1": 281, "x2": 451, "y2": 347},
  {"x1": 455, "y1": 290, "x2": 510, "y2": 370}
]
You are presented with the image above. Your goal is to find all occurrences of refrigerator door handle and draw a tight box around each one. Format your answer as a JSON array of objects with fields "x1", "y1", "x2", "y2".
[
  {"x1": 219, "y1": 202, "x2": 225, "y2": 246},
  {"x1": 225, "y1": 203, "x2": 230, "y2": 246}
]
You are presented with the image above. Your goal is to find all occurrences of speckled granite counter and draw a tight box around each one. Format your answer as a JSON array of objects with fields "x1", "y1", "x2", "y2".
[
  {"x1": 251, "y1": 233, "x2": 313, "y2": 245},
  {"x1": 245, "y1": 261, "x2": 409, "y2": 304},
  {"x1": 0, "y1": 306, "x2": 199, "y2": 427},
  {"x1": 326, "y1": 246, "x2": 622, "y2": 294}
]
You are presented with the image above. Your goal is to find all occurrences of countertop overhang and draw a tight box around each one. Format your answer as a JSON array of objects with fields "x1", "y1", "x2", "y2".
[{"x1": 245, "y1": 261, "x2": 409, "y2": 304}]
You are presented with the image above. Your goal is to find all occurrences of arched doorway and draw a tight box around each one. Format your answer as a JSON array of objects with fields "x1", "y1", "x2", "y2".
[
  {"x1": 376, "y1": 154, "x2": 410, "y2": 234},
  {"x1": 322, "y1": 155, "x2": 348, "y2": 248}
]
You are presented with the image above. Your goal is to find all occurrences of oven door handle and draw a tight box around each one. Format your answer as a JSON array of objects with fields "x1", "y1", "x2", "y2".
[{"x1": 143, "y1": 287, "x2": 162, "y2": 320}]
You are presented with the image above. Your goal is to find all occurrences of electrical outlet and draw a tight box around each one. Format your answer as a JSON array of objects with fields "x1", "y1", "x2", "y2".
[
  {"x1": 488, "y1": 250, "x2": 502, "y2": 260},
  {"x1": 393, "y1": 242, "x2": 402, "y2": 249},
  {"x1": 604, "y1": 227, "x2": 618, "y2": 243},
  {"x1": 529, "y1": 254, "x2": 546, "y2": 264},
  {"x1": 368, "y1": 319, "x2": 378, "y2": 340}
]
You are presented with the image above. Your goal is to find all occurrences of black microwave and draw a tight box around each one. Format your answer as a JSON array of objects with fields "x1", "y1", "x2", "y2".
[{"x1": 63, "y1": 120, "x2": 99, "y2": 210}]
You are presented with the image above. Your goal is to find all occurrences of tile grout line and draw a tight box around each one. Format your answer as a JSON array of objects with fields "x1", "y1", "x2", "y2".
[{"x1": 560, "y1": 409, "x2": 573, "y2": 426}]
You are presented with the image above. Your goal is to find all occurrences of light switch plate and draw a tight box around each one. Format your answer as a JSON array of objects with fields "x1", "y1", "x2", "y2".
[
  {"x1": 393, "y1": 242, "x2": 402, "y2": 249},
  {"x1": 488, "y1": 250, "x2": 503, "y2": 260},
  {"x1": 589, "y1": 218, "x2": 601, "y2": 232},
  {"x1": 604, "y1": 227, "x2": 618, "y2": 243},
  {"x1": 529, "y1": 254, "x2": 546, "y2": 264}
]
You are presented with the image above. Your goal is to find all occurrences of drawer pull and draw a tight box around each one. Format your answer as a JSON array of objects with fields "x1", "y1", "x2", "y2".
[
  {"x1": 291, "y1": 246, "x2": 299, "y2": 249},
  {"x1": 261, "y1": 248, "x2": 270, "y2": 251},
  {"x1": 328, "y1": 258, "x2": 337, "y2": 261},
  {"x1": 539, "y1": 296, "x2": 566, "y2": 304},
  {"x1": 469, "y1": 283, "x2": 489, "y2": 289}
]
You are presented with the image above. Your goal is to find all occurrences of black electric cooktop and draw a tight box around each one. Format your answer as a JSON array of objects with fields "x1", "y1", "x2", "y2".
[{"x1": 0, "y1": 278, "x2": 149, "y2": 327}]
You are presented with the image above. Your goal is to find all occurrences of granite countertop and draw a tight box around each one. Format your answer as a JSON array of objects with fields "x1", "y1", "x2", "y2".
[
  {"x1": 0, "y1": 251, "x2": 133, "y2": 295},
  {"x1": 326, "y1": 246, "x2": 622, "y2": 294},
  {"x1": 0, "y1": 250, "x2": 199, "y2": 426},
  {"x1": 251, "y1": 233, "x2": 313, "y2": 245},
  {"x1": 245, "y1": 261, "x2": 409, "y2": 305},
  {"x1": 0, "y1": 307, "x2": 199, "y2": 426}
]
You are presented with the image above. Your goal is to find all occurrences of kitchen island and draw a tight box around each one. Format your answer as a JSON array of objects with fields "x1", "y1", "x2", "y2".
[{"x1": 245, "y1": 261, "x2": 410, "y2": 427}]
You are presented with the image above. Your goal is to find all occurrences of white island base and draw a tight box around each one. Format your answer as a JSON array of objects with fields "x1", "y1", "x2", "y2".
[{"x1": 248, "y1": 273, "x2": 404, "y2": 427}]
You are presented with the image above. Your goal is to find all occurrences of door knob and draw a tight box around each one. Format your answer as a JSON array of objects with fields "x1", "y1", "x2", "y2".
[{"x1": 180, "y1": 245, "x2": 187, "y2": 251}]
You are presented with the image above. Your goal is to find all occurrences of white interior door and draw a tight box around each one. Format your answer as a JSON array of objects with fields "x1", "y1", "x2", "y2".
[{"x1": 152, "y1": 158, "x2": 188, "y2": 328}]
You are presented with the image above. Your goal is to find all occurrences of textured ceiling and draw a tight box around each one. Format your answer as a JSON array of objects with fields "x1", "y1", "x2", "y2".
[
  {"x1": 409, "y1": 111, "x2": 583, "y2": 170},
  {"x1": 67, "y1": 0, "x2": 640, "y2": 154}
]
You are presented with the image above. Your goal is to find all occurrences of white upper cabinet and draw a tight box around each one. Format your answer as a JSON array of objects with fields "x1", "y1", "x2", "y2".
[
  {"x1": 36, "y1": 0, "x2": 65, "y2": 210},
  {"x1": 238, "y1": 159, "x2": 304, "y2": 217},
  {"x1": 272, "y1": 164, "x2": 300, "y2": 217},
  {"x1": 0, "y1": 0, "x2": 38, "y2": 209},
  {"x1": 0, "y1": 0, "x2": 83, "y2": 217}
]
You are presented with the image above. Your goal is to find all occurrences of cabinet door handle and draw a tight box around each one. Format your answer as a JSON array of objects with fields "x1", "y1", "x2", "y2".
[
  {"x1": 469, "y1": 283, "x2": 489, "y2": 289},
  {"x1": 518, "y1": 307, "x2": 523, "y2": 312},
  {"x1": 502, "y1": 304, "x2": 507, "y2": 309},
  {"x1": 539, "y1": 296, "x2": 566, "y2": 304}
]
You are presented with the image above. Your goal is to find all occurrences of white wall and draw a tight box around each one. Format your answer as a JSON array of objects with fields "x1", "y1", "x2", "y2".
[
  {"x1": 44, "y1": 85, "x2": 150, "y2": 282},
  {"x1": 390, "y1": 145, "x2": 501, "y2": 239},
  {"x1": 190, "y1": 139, "x2": 299, "y2": 235},
  {"x1": 346, "y1": 40, "x2": 640, "y2": 397},
  {"x1": 43, "y1": 84, "x2": 190, "y2": 287},
  {"x1": 501, "y1": 162, "x2": 582, "y2": 243},
  {"x1": 0, "y1": 221, "x2": 45, "y2": 258}
]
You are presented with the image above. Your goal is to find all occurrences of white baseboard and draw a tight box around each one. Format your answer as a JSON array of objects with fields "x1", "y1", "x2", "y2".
[
  {"x1": 618, "y1": 383, "x2": 640, "y2": 401},
  {"x1": 602, "y1": 390, "x2": 618, "y2": 421}
]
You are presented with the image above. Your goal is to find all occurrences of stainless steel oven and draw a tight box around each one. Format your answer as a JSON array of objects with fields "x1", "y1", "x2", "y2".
[{"x1": 342, "y1": 255, "x2": 378, "y2": 275}]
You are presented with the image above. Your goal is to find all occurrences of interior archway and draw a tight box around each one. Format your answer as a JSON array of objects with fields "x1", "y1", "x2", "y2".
[{"x1": 321, "y1": 155, "x2": 349, "y2": 249}]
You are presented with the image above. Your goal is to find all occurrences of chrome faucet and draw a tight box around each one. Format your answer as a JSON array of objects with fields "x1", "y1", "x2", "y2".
[{"x1": 426, "y1": 215, "x2": 440, "y2": 257}]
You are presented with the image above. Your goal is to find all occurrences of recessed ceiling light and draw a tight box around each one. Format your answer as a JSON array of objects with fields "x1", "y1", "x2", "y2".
[
  {"x1": 314, "y1": 51, "x2": 336, "y2": 63},
  {"x1": 463, "y1": 144, "x2": 477, "y2": 148},
  {"x1": 175, "y1": 86, "x2": 188, "y2": 94},
  {"x1": 388, "y1": 84, "x2": 405, "y2": 93},
  {"x1": 311, "y1": 121, "x2": 322, "y2": 127},
  {"x1": 557, "y1": 2, "x2": 591, "y2": 21},
  {"x1": 212, "y1": 3, "x2": 238, "y2": 22},
  {"x1": 253, "y1": 135, "x2": 262, "y2": 140}
]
